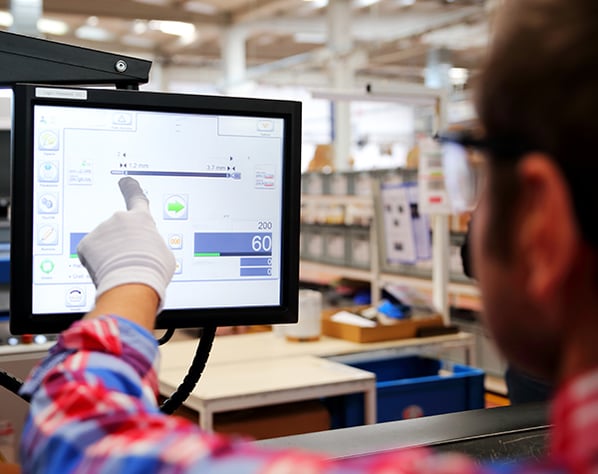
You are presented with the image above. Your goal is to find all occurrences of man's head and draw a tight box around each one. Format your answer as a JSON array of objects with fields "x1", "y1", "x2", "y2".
[{"x1": 471, "y1": 0, "x2": 598, "y2": 381}]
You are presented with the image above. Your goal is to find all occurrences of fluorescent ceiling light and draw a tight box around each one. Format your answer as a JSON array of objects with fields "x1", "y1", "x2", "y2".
[
  {"x1": 449, "y1": 67, "x2": 469, "y2": 85},
  {"x1": 354, "y1": 0, "x2": 380, "y2": 7},
  {"x1": 148, "y1": 20, "x2": 195, "y2": 38},
  {"x1": 0, "y1": 11, "x2": 13, "y2": 27},
  {"x1": 303, "y1": 0, "x2": 328, "y2": 6},
  {"x1": 121, "y1": 34, "x2": 155, "y2": 48},
  {"x1": 75, "y1": 25, "x2": 114, "y2": 42},
  {"x1": 133, "y1": 19, "x2": 148, "y2": 35},
  {"x1": 37, "y1": 18, "x2": 69, "y2": 36},
  {"x1": 184, "y1": 1, "x2": 217, "y2": 14},
  {"x1": 177, "y1": 31, "x2": 199, "y2": 46},
  {"x1": 133, "y1": 0, "x2": 170, "y2": 5},
  {"x1": 399, "y1": 0, "x2": 416, "y2": 5}
]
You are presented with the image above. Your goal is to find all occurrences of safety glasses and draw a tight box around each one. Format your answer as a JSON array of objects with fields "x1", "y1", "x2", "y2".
[{"x1": 435, "y1": 131, "x2": 530, "y2": 213}]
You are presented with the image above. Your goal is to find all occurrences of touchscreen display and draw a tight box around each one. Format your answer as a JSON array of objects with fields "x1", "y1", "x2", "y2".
[{"x1": 31, "y1": 104, "x2": 284, "y2": 315}]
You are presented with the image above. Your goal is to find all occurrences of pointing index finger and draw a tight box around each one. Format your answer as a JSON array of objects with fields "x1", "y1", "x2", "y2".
[{"x1": 118, "y1": 177, "x2": 149, "y2": 211}]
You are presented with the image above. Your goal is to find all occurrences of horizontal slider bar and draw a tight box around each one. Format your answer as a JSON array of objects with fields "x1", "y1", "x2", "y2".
[{"x1": 111, "y1": 170, "x2": 241, "y2": 179}]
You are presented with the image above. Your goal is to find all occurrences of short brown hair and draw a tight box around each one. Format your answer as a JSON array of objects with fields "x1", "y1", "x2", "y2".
[{"x1": 476, "y1": 0, "x2": 598, "y2": 251}]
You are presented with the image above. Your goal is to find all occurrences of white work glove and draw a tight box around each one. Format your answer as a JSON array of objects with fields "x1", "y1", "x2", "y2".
[{"x1": 77, "y1": 177, "x2": 176, "y2": 313}]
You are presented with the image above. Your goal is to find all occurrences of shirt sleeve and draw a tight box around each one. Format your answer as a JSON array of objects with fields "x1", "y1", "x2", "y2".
[{"x1": 19, "y1": 315, "x2": 487, "y2": 474}]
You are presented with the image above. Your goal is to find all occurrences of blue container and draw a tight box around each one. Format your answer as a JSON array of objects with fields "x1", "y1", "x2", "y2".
[
  {"x1": 325, "y1": 355, "x2": 485, "y2": 428},
  {"x1": 0, "y1": 254, "x2": 8, "y2": 284}
]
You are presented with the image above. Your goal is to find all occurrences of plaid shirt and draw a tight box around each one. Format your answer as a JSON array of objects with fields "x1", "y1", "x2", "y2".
[{"x1": 17, "y1": 315, "x2": 579, "y2": 473}]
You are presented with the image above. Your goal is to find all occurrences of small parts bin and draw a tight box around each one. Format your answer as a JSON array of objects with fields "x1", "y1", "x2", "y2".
[{"x1": 325, "y1": 355, "x2": 485, "y2": 428}]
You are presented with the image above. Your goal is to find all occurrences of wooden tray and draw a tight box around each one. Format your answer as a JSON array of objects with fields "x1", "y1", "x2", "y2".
[{"x1": 321, "y1": 307, "x2": 444, "y2": 343}]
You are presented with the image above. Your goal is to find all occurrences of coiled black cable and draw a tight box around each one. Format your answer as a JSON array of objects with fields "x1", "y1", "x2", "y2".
[
  {"x1": 159, "y1": 325, "x2": 217, "y2": 415},
  {"x1": 0, "y1": 369, "x2": 28, "y2": 402},
  {"x1": 156, "y1": 327, "x2": 176, "y2": 345},
  {"x1": 0, "y1": 326, "x2": 217, "y2": 414}
]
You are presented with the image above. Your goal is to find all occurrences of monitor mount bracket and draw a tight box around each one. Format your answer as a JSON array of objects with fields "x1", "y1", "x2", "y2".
[{"x1": 0, "y1": 30, "x2": 152, "y2": 89}]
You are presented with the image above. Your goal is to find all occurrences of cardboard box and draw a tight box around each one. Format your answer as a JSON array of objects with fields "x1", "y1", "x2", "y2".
[
  {"x1": 321, "y1": 307, "x2": 445, "y2": 343},
  {"x1": 167, "y1": 399, "x2": 330, "y2": 440}
]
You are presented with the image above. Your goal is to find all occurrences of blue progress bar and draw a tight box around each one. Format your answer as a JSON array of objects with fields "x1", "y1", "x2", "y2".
[
  {"x1": 194, "y1": 232, "x2": 272, "y2": 257},
  {"x1": 240, "y1": 257, "x2": 272, "y2": 266},
  {"x1": 111, "y1": 170, "x2": 241, "y2": 179},
  {"x1": 241, "y1": 267, "x2": 272, "y2": 277},
  {"x1": 69, "y1": 232, "x2": 87, "y2": 257}
]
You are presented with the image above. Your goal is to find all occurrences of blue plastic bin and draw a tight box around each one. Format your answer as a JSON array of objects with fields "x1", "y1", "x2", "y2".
[
  {"x1": 0, "y1": 256, "x2": 8, "y2": 284},
  {"x1": 325, "y1": 355, "x2": 485, "y2": 428}
]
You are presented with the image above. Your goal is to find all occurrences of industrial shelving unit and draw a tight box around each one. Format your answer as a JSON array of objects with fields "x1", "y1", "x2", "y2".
[{"x1": 299, "y1": 187, "x2": 481, "y2": 311}]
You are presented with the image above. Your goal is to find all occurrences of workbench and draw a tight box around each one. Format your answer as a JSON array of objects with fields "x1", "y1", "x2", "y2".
[{"x1": 158, "y1": 330, "x2": 475, "y2": 433}]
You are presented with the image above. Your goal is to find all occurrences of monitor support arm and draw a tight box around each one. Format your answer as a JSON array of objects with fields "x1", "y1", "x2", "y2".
[{"x1": 0, "y1": 30, "x2": 151, "y2": 89}]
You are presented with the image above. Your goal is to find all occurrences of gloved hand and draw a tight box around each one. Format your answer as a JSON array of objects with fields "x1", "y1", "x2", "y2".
[{"x1": 77, "y1": 177, "x2": 176, "y2": 313}]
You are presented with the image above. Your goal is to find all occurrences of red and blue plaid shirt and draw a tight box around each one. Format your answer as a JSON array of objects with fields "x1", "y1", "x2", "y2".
[{"x1": 17, "y1": 315, "x2": 588, "y2": 473}]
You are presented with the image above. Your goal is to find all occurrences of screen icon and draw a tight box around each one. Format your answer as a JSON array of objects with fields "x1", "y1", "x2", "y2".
[
  {"x1": 38, "y1": 130, "x2": 59, "y2": 151},
  {"x1": 255, "y1": 167, "x2": 275, "y2": 189},
  {"x1": 38, "y1": 161, "x2": 59, "y2": 182},
  {"x1": 39, "y1": 259, "x2": 55, "y2": 274},
  {"x1": 163, "y1": 194, "x2": 188, "y2": 220},
  {"x1": 38, "y1": 224, "x2": 58, "y2": 245},
  {"x1": 65, "y1": 287, "x2": 86, "y2": 307},
  {"x1": 38, "y1": 193, "x2": 59, "y2": 214},
  {"x1": 113, "y1": 112, "x2": 132, "y2": 125},
  {"x1": 257, "y1": 120, "x2": 274, "y2": 132},
  {"x1": 168, "y1": 233, "x2": 183, "y2": 249}
]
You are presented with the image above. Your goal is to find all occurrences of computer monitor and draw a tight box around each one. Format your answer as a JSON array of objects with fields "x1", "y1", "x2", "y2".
[
  {"x1": 10, "y1": 84, "x2": 302, "y2": 334},
  {"x1": 0, "y1": 129, "x2": 9, "y2": 201}
]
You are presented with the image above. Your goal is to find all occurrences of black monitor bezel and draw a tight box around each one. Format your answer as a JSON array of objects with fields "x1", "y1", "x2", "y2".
[{"x1": 10, "y1": 84, "x2": 301, "y2": 334}]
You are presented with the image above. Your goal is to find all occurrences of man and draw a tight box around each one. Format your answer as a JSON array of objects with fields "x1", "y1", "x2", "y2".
[
  {"x1": 19, "y1": 0, "x2": 598, "y2": 472},
  {"x1": 461, "y1": 221, "x2": 553, "y2": 404}
]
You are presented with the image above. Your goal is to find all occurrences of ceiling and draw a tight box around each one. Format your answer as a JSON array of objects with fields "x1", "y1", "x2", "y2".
[{"x1": 0, "y1": 0, "x2": 495, "y2": 90}]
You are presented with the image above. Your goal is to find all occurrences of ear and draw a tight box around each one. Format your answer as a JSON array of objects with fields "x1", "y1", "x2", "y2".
[{"x1": 515, "y1": 154, "x2": 580, "y2": 306}]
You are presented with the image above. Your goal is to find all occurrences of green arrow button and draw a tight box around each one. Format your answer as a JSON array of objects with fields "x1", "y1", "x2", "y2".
[{"x1": 168, "y1": 201, "x2": 185, "y2": 213}]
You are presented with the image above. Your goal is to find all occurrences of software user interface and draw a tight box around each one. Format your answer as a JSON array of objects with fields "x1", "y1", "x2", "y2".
[{"x1": 32, "y1": 103, "x2": 284, "y2": 314}]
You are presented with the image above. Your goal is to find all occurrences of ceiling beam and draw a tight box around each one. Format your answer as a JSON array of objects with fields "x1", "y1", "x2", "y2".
[
  {"x1": 370, "y1": 43, "x2": 429, "y2": 65},
  {"x1": 243, "y1": 6, "x2": 485, "y2": 39},
  {"x1": 358, "y1": 64, "x2": 425, "y2": 76},
  {"x1": 39, "y1": 0, "x2": 229, "y2": 26},
  {"x1": 232, "y1": 0, "x2": 303, "y2": 24},
  {"x1": 0, "y1": 0, "x2": 489, "y2": 86}
]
